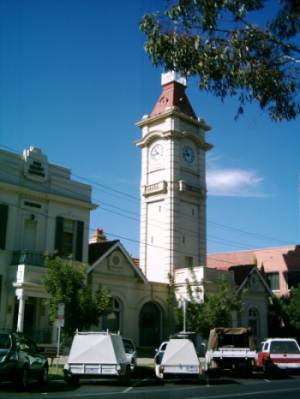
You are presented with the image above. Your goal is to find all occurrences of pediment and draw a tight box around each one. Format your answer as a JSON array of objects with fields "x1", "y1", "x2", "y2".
[{"x1": 87, "y1": 241, "x2": 146, "y2": 283}]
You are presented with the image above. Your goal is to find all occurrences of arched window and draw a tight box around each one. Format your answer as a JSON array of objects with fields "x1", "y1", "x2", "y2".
[
  {"x1": 102, "y1": 298, "x2": 122, "y2": 332},
  {"x1": 248, "y1": 307, "x2": 259, "y2": 336}
]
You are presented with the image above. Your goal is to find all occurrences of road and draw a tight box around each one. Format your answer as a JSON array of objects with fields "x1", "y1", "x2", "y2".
[{"x1": 1, "y1": 373, "x2": 300, "y2": 399}]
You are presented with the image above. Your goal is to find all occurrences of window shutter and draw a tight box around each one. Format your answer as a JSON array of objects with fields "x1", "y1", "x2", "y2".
[
  {"x1": 75, "y1": 220, "x2": 84, "y2": 262},
  {"x1": 54, "y1": 216, "x2": 64, "y2": 256},
  {"x1": 0, "y1": 204, "x2": 8, "y2": 250}
]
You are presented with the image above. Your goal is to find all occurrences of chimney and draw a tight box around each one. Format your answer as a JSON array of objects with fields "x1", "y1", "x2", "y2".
[{"x1": 90, "y1": 228, "x2": 107, "y2": 244}]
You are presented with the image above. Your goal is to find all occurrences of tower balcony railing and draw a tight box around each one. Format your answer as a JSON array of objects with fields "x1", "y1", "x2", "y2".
[
  {"x1": 11, "y1": 250, "x2": 46, "y2": 267},
  {"x1": 143, "y1": 180, "x2": 167, "y2": 196}
]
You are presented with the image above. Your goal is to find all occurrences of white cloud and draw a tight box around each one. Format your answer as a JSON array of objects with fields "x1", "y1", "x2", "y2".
[{"x1": 207, "y1": 168, "x2": 266, "y2": 197}]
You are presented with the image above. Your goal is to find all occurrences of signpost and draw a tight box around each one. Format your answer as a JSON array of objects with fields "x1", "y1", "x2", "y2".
[
  {"x1": 178, "y1": 297, "x2": 187, "y2": 333},
  {"x1": 57, "y1": 303, "x2": 65, "y2": 362}
]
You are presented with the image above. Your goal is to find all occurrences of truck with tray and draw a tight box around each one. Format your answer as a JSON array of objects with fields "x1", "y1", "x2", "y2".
[{"x1": 205, "y1": 327, "x2": 257, "y2": 377}]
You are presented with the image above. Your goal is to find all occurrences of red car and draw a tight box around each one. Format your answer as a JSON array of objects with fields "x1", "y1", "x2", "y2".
[{"x1": 257, "y1": 338, "x2": 300, "y2": 375}]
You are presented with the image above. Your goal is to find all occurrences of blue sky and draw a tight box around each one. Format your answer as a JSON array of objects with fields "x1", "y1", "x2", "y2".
[{"x1": 1, "y1": 0, "x2": 299, "y2": 258}]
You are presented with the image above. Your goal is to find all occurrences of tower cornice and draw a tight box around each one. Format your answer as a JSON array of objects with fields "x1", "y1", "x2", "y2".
[
  {"x1": 136, "y1": 107, "x2": 211, "y2": 131},
  {"x1": 135, "y1": 129, "x2": 213, "y2": 151}
]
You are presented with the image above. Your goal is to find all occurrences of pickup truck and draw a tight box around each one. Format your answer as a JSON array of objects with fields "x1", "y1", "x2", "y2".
[{"x1": 205, "y1": 327, "x2": 257, "y2": 377}]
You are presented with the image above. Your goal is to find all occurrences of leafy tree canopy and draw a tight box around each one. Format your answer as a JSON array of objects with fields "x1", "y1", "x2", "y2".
[
  {"x1": 43, "y1": 257, "x2": 112, "y2": 338},
  {"x1": 169, "y1": 274, "x2": 241, "y2": 338},
  {"x1": 140, "y1": 0, "x2": 300, "y2": 121},
  {"x1": 196, "y1": 276, "x2": 242, "y2": 337},
  {"x1": 282, "y1": 284, "x2": 300, "y2": 330}
]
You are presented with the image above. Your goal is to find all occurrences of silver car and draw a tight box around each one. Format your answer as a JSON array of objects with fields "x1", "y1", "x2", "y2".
[{"x1": 122, "y1": 338, "x2": 137, "y2": 371}]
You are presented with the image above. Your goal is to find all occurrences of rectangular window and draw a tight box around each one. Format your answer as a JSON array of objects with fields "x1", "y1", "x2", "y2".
[
  {"x1": 61, "y1": 219, "x2": 76, "y2": 257},
  {"x1": 0, "y1": 204, "x2": 8, "y2": 250},
  {"x1": 287, "y1": 271, "x2": 300, "y2": 289},
  {"x1": 266, "y1": 272, "x2": 280, "y2": 290},
  {"x1": 185, "y1": 256, "x2": 194, "y2": 268},
  {"x1": 55, "y1": 217, "x2": 84, "y2": 261}
]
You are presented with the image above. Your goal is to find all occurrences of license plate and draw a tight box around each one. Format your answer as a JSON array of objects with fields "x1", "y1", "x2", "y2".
[
  {"x1": 186, "y1": 366, "x2": 198, "y2": 372},
  {"x1": 86, "y1": 367, "x2": 99, "y2": 374}
]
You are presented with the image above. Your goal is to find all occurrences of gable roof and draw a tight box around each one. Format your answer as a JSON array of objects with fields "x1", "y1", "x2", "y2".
[
  {"x1": 89, "y1": 240, "x2": 119, "y2": 265},
  {"x1": 236, "y1": 267, "x2": 273, "y2": 297},
  {"x1": 87, "y1": 240, "x2": 147, "y2": 283}
]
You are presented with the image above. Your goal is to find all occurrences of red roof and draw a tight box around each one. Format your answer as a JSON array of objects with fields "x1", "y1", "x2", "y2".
[
  {"x1": 150, "y1": 80, "x2": 197, "y2": 119},
  {"x1": 207, "y1": 245, "x2": 300, "y2": 273},
  {"x1": 207, "y1": 245, "x2": 300, "y2": 296}
]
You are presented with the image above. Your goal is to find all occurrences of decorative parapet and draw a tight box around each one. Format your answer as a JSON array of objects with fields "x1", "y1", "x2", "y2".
[
  {"x1": 174, "y1": 266, "x2": 205, "y2": 303},
  {"x1": 143, "y1": 180, "x2": 168, "y2": 196}
]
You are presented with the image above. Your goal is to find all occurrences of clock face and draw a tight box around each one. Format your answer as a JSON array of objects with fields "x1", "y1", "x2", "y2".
[
  {"x1": 150, "y1": 143, "x2": 164, "y2": 160},
  {"x1": 182, "y1": 145, "x2": 195, "y2": 164}
]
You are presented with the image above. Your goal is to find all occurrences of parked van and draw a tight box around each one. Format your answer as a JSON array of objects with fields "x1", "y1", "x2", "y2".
[{"x1": 64, "y1": 331, "x2": 131, "y2": 385}]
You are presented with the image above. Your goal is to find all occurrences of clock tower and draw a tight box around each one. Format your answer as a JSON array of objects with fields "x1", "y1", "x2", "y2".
[{"x1": 136, "y1": 72, "x2": 212, "y2": 283}]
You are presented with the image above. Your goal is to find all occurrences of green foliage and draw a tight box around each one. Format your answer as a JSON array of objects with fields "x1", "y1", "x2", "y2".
[
  {"x1": 168, "y1": 272, "x2": 241, "y2": 338},
  {"x1": 196, "y1": 276, "x2": 242, "y2": 337},
  {"x1": 43, "y1": 257, "x2": 112, "y2": 338},
  {"x1": 140, "y1": 0, "x2": 300, "y2": 121},
  {"x1": 282, "y1": 285, "x2": 300, "y2": 330}
]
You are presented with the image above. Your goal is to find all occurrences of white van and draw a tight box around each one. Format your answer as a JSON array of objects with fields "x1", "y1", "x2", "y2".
[
  {"x1": 64, "y1": 331, "x2": 131, "y2": 385},
  {"x1": 154, "y1": 338, "x2": 203, "y2": 380}
]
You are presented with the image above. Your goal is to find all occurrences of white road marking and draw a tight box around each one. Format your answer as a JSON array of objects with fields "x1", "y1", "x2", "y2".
[{"x1": 122, "y1": 378, "x2": 148, "y2": 393}]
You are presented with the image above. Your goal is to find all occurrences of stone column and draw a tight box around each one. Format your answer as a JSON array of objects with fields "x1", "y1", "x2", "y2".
[{"x1": 16, "y1": 289, "x2": 26, "y2": 332}]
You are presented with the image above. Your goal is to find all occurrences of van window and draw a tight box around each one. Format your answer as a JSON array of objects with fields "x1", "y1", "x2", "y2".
[{"x1": 270, "y1": 341, "x2": 300, "y2": 353}]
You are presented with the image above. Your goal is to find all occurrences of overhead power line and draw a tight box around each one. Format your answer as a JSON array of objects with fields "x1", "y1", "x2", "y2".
[{"x1": 0, "y1": 143, "x2": 294, "y2": 250}]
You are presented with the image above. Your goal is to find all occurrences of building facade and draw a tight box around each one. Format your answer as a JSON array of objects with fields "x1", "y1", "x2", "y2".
[
  {"x1": 207, "y1": 245, "x2": 300, "y2": 297},
  {"x1": 87, "y1": 229, "x2": 169, "y2": 347},
  {"x1": 0, "y1": 146, "x2": 95, "y2": 342}
]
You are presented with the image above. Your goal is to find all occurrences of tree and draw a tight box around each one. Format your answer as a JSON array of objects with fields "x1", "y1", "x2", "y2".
[
  {"x1": 282, "y1": 285, "x2": 300, "y2": 331},
  {"x1": 43, "y1": 256, "x2": 112, "y2": 339},
  {"x1": 140, "y1": 0, "x2": 300, "y2": 121},
  {"x1": 169, "y1": 272, "x2": 241, "y2": 338},
  {"x1": 196, "y1": 276, "x2": 242, "y2": 337}
]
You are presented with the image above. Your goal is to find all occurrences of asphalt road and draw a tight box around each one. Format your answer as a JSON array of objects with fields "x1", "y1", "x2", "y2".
[{"x1": 1, "y1": 373, "x2": 300, "y2": 399}]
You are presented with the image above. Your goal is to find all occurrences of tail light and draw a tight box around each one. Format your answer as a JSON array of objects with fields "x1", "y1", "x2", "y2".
[{"x1": 159, "y1": 365, "x2": 164, "y2": 374}]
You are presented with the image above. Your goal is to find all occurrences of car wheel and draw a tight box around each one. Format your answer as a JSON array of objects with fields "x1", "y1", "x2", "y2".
[
  {"x1": 38, "y1": 365, "x2": 48, "y2": 384},
  {"x1": 17, "y1": 366, "x2": 30, "y2": 390},
  {"x1": 64, "y1": 372, "x2": 80, "y2": 386},
  {"x1": 263, "y1": 361, "x2": 273, "y2": 378},
  {"x1": 120, "y1": 365, "x2": 131, "y2": 386}
]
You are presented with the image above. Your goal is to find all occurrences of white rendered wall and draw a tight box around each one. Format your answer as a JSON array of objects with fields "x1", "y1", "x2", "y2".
[{"x1": 137, "y1": 111, "x2": 210, "y2": 284}]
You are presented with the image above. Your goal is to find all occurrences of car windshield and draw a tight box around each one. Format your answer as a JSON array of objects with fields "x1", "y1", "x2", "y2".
[
  {"x1": 123, "y1": 340, "x2": 134, "y2": 354},
  {"x1": 155, "y1": 351, "x2": 164, "y2": 365},
  {"x1": 0, "y1": 333, "x2": 11, "y2": 355},
  {"x1": 270, "y1": 341, "x2": 300, "y2": 353}
]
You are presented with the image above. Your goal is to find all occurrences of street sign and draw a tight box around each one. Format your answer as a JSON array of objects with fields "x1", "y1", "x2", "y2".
[{"x1": 57, "y1": 303, "x2": 65, "y2": 327}]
